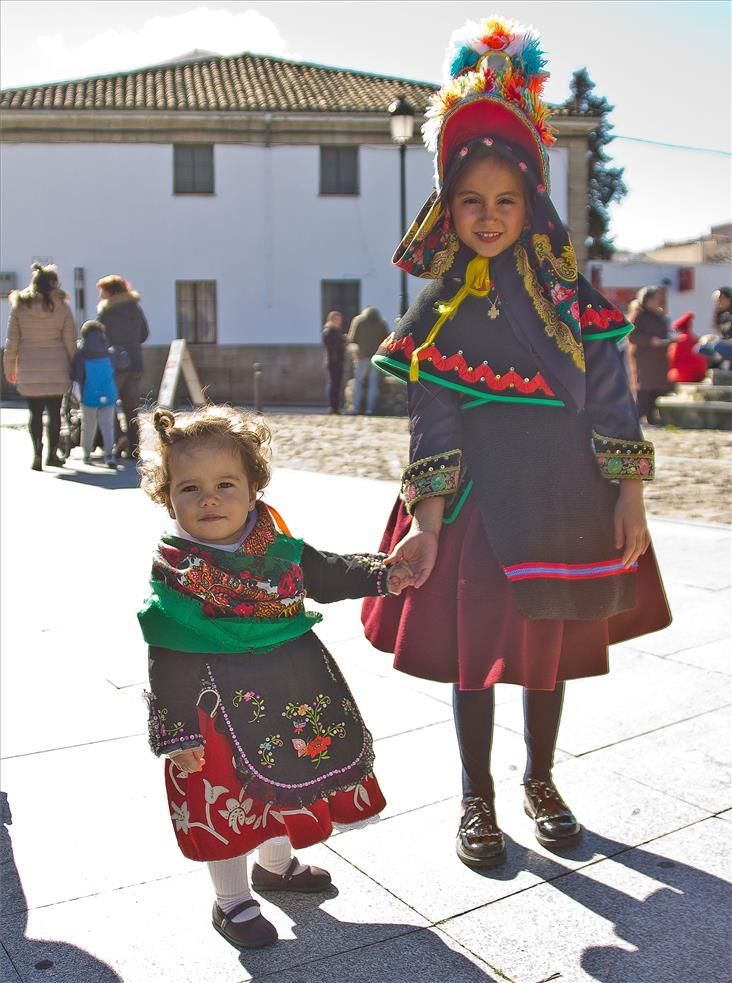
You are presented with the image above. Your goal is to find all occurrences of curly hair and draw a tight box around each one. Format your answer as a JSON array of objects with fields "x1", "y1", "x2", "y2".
[{"x1": 138, "y1": 404, "x2": 271, "y2": 516}]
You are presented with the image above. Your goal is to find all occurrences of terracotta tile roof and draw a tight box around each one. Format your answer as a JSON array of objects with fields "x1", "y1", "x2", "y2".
[
  {"x1": 0, "y1": 53, "x2": 439, "y2": 114},
  {"x1": 0, "y1": 51, "x2": 581, "y2": 116}
]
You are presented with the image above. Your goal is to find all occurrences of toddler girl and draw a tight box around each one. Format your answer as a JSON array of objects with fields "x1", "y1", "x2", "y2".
[{"x1": 138, "y1": 405, "x2": 406, "y2": 948}]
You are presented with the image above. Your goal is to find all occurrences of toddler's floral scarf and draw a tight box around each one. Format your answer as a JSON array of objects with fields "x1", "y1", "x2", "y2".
[{"x1": 138, "y1": 504, "x2": 322, "y2": 654}]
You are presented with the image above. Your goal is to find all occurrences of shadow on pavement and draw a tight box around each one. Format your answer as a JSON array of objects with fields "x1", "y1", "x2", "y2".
[
  {"x1": 52, "y1": 462, "x2": 140, "y2": 491},
  {"x1": 488, "y1": 827, "x2": 732, "y2": 982},
  {"x1": 234, "y1": 889, "x2": 498, "y2": 982},
  {"x1": 0, "y1": 797, "x2": 122, "y2": 982}
]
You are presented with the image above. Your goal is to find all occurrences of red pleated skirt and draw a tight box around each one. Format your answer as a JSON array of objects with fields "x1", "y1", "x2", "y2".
[
  {"x1": 164, "y1": 707, "x2": 386, "y2": 862},
  {"x1": 362, "y1": 496, "x2": 671, "y2": 692}
]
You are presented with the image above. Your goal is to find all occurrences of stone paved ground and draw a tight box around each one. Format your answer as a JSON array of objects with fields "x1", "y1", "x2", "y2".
[
  {"x1": 267, "y1": 414, "x2": 732, "y2": 525},
  {"x1": 1, "y1": 405, "x2": 730, "y2": 983}
]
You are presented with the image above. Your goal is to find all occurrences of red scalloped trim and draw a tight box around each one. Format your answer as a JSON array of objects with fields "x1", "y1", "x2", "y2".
[
  {"x1": 580, "y1": 306, "x2": 624, "y2": 330},
  {"x1": 385, "y1": 335, "x2": 556, "y2": 396}
]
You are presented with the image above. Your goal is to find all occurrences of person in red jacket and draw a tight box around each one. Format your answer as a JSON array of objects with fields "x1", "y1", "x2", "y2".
[{"x1": 667, "y1": 312, "x2": 707, "y2": 384}]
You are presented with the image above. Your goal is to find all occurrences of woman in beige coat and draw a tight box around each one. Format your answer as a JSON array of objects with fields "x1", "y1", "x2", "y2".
[{"x1": 4, "y1": 264, "x2": 76, "y2": 469}]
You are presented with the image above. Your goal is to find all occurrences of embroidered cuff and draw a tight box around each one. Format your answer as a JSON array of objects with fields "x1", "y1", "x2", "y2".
[
  {"x1": 592, "y1": 432, "x2": 655, "y2": 480},
  {"x1": 145, "y1": 690, "x2": 204, "y2": 757},
  {"x1": 341, "y1": 552, "x2": 390, "y2": 596},
  {"x1": 401, "y1": 449, "x2": 462, "y2": 513}
]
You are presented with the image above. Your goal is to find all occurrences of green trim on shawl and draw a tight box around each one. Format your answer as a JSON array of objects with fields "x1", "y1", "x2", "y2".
[
  {"x1": 373, "y1": 353, "x2": 565, "y2": 408},
  {"x1": 138, "y1": 579, "x2": 322, "y2": 654},
  {"x1": 582, "y1": 323, "x2": 634, "y2": 342}
]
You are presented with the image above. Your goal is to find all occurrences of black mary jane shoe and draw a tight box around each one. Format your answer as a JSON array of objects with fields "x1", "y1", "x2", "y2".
[
  {"x1": 251, "y1": 857, "x2": 332, "y2": 893},
  {"x1": 456, "y1": 796, "x2": 506, "y2": 869},
  {"x1": 211, "y1": 900, "x2": 277, "y2": 950},
  {"x1": 523, "y1": 779, "x2": 582, "y2": 848}
]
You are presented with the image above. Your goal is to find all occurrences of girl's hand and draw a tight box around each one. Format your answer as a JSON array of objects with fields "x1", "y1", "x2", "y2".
[
  {"x1": 5, "y1": 370, "x2": 17, "y2": 385},
  {"x1": 614, "y1": 481, "x2": 650, "y2": 567},
  {"x1": 385, "y1": 560, "x2": 414, "y2": 595},
  {"x1": 386, "y1": 530, "x2": 439, "y2": 588},
  {"x1": 168, "y1": 746, "x2": 205, "y2": 773}
]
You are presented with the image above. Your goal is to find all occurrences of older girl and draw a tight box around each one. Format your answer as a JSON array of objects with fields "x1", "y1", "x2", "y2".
[{"x1": 364, "y1": 16, "x2": 671, "y2": 870}]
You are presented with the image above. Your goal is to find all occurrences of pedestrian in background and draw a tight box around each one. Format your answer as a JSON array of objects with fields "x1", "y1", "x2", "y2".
[
  {"x1": 96, "y1": 275, "x2": 149, "y2": 458},
  {"x1": 347, "y1": 306, "x2": 388, "y2": 415},
  {"x1": 3, "y1": 263, "x2": 76, "y2": 471},
  {"x1": 71, "y1": 320, "x2": 128, "y2": 468},
  {"x1": 627, "y1": 287, "x2": 672, "y2": 424},
  {"x1": 321, "y1": 310, "x2": 346, "y2": 414}
]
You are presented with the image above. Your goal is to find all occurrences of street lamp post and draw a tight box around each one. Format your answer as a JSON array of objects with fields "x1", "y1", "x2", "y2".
[{"x1": 388, "y1": 95, "x2": 415, "y2": 317}]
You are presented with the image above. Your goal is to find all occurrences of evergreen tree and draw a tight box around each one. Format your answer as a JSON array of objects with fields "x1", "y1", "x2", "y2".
[{"x1": 563, "y1": 68, "x2": 627, "y2": 259}]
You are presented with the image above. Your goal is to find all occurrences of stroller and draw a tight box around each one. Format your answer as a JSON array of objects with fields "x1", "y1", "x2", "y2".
[
  {"x1": 60, "y1": 390, "x2": 122, "y2": 459},
  {"x1": 59, "y1": 389, "x2": 82, "y2": 459}
]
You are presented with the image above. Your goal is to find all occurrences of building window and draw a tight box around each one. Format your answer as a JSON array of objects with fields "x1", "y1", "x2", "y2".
[
  {"x1": 174, "y1": 145, "x2": 214, "y2": 194},
  {"x1": 321, "y1": 280, "x2": 360, "y2": 332},
  {"x1": 319, "y1": 147, "x2": 359, "y2": 195},
  {"x1": 176, "y1": 281, "x2": 217, "y2": 343}
]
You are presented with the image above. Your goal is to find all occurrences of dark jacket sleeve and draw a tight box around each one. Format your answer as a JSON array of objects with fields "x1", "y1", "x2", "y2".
[
  {"x1": 146, "y1": 646, "x2": 207, "y2": 756},
  {"x1": 138, "y1": 306, "x2": 150, "y2": 344},
  {"x1": 301, "y1": 543, "x2": 389, "y2": 602},
  {"x1": 401, "y1": 378, "x2": 463, "y2": 512},
  {"x1": 584, "y1": 338, "x2": 655, "y2": 480}
]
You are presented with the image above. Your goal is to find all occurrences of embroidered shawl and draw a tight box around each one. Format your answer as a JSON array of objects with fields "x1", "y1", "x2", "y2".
[{"x1": 138, "y1": 504, "x2": 322, "y2": 654}]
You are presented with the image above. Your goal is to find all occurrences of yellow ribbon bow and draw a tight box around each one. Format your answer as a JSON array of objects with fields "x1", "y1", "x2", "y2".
[{"x1": 409, "y1": 255, "x2": 491, "y2": 381}]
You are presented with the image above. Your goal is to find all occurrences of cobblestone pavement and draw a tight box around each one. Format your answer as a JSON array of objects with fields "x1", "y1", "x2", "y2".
[{"x1": 267, "y1": 414, "x2": 732, "y2": 525}]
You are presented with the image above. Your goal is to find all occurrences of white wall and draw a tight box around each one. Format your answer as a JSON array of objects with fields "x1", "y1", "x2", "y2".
[
  {"x1": 592, "y1": 259, "x2": 731, "y2": 332},
  {"x1": 0, "y1": 140, "x2": 570, "y2": 345}
]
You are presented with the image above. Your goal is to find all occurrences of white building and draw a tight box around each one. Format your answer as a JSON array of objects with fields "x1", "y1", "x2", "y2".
[{"x1": 0, "y1": 52, "x2": 588, "y2": 402}]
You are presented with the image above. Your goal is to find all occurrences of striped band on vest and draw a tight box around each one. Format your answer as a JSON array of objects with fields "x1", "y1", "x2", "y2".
[{"x1": 504, "y1": 558, "x2": 638, "y2": 582}]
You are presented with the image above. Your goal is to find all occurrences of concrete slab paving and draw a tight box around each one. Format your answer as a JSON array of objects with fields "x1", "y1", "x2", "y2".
[
  {"x1": 1, "y1": 737, "x2": 181, "y2": 912},
  {"x1": 441, "y1": 817, "x2": 732, "y2": 983},
  {"x1": 249, "y1": 927, "x2": 499, "y2": 982},
  {"x1": 664, "y1": 635, "x2": 731, "y2": 675},
  {"x1": 495, "y1": 645, "x2": 730, "y2": 755},
  {"x1": 0, "y1": 946, "x2": 22, "y2": 982},
  {"x1": 1, "y1": 421, "x2": 731, "y2": 982},
  {"x1": 586, "y1": 705, "x2": 731, "y2": 813},
  {"x1": 622, "y1": 581, "x2": 730, "y2": 657},
  {"x1": 648, "y1": 518, "x2": 731, "y2": 591},
  {"x1": 1, "y1": 845, "x2": 432, "y2": 983},
  {"x1": 328, "y1": 754, "x2": 705, "y2": 924}
]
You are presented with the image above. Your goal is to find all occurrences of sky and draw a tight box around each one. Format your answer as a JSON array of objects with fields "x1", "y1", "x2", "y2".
[{"x1": 1, "y1": 0, "x2": 730, "y2": 253}]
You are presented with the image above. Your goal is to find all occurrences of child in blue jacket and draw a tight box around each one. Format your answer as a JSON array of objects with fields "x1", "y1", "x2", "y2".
[{"x1": 71, "y1": 320, "x2": 125, "y2": 468}]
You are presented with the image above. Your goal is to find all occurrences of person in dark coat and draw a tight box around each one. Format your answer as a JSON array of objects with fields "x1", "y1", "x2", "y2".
[
  {"x1": 348, "y1": 307, "x2": 389, "y2": 415},
  {"x1": 321, "y1": 310, "x2": 346, "y2": 414},
  {"x1": 626, "y1": 287, "x2": 672, "y2": 424},
  {"x1": 96, "y1": 275, "x2": 149, "y2": 457}
]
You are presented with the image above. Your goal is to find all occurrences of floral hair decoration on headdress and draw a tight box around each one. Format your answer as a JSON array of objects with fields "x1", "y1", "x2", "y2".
[{"x1": 424, "y1": 16, "x2": 556, "y2": 193}]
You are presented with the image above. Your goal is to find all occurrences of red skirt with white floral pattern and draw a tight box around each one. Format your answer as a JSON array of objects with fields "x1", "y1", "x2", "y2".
[{"x1": 165, "y1": 707, "x2": 385, "y2": 861}]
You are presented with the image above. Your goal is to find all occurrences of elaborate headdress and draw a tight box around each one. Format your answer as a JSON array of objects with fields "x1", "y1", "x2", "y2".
[{"x1": 425, "y1": 16, "x2": 555, "y2": 193}]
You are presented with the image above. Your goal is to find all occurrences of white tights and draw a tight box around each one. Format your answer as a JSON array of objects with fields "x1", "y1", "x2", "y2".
[{"x1": 207, "y1": 837, "x2": 306, "y2": 923}]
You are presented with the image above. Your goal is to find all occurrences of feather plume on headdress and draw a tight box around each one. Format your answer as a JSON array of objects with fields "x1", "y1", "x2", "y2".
[{"x1": 423, "y1": 16, "x2": 556, "y2": 187}]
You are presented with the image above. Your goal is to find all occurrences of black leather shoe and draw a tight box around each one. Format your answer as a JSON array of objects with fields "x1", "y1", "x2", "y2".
[
  {"x1": 251, "y1": 858, "x2": 332, "y2": 893},
  {"x1": 211, "y1": 900, "x2": 277, "y2": 949},
  {"x1": 523, "y1": 779, "x2": 582, "y2": 847},
  {"x1": 456, "y1": 796, "x2": 506, "y2": 868}
]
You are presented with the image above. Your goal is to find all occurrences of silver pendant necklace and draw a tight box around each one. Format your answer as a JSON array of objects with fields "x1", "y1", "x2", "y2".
[{"x1": 486, "y1": 289, "x2": 501, "y2": 320}]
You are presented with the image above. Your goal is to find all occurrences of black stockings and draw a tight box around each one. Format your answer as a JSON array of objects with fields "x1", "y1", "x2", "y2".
[
  {"x1": 453, "y1": 682, "x2": 565, "y2": 802},
  {"x1": 27, "y1": 396, "x2": 63, "y2": 453}
]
